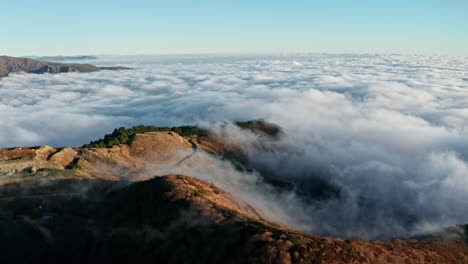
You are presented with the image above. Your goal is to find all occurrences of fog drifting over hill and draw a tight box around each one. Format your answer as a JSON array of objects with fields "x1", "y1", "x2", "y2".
[{"x1": 1, "y1": 54, "x2": 468, "y2": 239}]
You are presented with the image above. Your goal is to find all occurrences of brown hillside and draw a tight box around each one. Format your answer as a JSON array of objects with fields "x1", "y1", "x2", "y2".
[
  {"x1": 0, "y1": 131, "x2": 467, "y2": 263},
  {"x1": 74, "y1": 131, "x2": 194, "y2": 179},
  {"x1": 0, "y1": 55, "x2": 129, "y2": 77},
  {"x1": 0, "y1": 174, "x2": 466, "y2": 263}
]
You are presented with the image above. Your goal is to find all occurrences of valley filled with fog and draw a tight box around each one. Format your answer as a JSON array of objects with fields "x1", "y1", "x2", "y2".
[{"x1": 1, "y1": 54, "x2": 468, "y2": 239}]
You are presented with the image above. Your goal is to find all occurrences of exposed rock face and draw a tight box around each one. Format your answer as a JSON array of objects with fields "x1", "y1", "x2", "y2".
[
  {"x1": 0, "y1": 132, "x2": 197, "y2": 180},
  {"x1": 0, "y1": 146, "x2": 78, "y2": 183},
  {"x1": 47, "y1": 147, "x2": 78, "y2": 168},
  {"x1": 0, "y1": 56, "x2": 130, "y2": 77}
]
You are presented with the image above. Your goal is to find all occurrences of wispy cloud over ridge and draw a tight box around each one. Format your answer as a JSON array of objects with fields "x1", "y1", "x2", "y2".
[{"x1": 1, "y1": 54, "x2": 468, "y2": 239}]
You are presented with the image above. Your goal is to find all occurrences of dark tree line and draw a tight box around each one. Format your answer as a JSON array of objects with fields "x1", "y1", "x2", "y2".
[
  {"x1": 82, "y1": 120, "x2": 280, "y2": 148},
  {"x1": 82, "y1": 125, "x2": 208, "y2": 148},
  {"x1": 235, "y1": 120, "x2": 281, "y2": 137}
]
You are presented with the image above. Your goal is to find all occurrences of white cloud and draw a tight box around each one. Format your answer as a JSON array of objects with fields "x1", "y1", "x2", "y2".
[
  {"x1": 99, "y1": 84, "x2": 133, "y2": 96},
  {"x1": 1, "y1": 54, "x2": 468, "y2": 239}
]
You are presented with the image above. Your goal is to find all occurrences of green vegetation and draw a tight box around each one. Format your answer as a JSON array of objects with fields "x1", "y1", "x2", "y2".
[
  {"x1": 235, "y1": 120, "x2": 281, "y2": 137},
  {"x1": 82, "y1": 125, "x2": 208, "y2": 148},
  {"x1": 82, "y1": 120, "x2": 280, "y2": 148}
]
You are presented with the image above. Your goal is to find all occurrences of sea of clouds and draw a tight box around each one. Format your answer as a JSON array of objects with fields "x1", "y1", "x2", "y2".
[{"x1": 1, "y1": 53, "x2": 468, "y2": 239}]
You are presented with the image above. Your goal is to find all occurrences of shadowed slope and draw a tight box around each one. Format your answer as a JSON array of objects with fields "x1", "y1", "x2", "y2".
[{"x1": 0, "y1": 174, "x2": 467, "y2": 264}]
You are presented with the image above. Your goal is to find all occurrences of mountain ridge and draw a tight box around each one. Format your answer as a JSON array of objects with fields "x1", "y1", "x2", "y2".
[
  {"x1": 0, "y1": 127, "x2": 467, "y2": 263},
  {"x1": 0, "y1": 55, "x2": 129, "y2": 77},
  {"x1": 28, "y1": 55, "x2": 98, "y2": 61}
]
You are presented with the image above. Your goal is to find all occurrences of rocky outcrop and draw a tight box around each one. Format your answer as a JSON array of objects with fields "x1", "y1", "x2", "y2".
[
  {"x1": 47, "y1": 147, "x2": 78, "y2": 168},
  {"x1": 0, "y1": 146, "x2": 77, "y2": 181},
  {"x1": 0, "y1": 56, "x2": 129, "y2": 77},
  {"x1": 0, "y1": 132, "x2": 197, "y2": 180}
]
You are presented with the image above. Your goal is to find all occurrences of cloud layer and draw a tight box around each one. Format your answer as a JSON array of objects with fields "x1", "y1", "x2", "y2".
[{"x1": 1, "y1": 54, "x2": 468, "y2": 239}]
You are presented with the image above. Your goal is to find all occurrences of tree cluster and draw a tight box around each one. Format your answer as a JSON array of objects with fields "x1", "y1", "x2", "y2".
[{"x1": 83, "y1": 125, "x2": 208, "y2": 148}]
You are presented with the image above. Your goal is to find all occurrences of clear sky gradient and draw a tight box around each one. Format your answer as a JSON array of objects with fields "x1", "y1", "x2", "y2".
[{"x1": 1, "y1": 0, "x2": 467, "y2": 56}]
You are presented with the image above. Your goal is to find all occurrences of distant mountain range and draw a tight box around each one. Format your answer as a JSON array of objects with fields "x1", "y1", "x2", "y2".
[
  {"x1": 25, "y1": 55, "x2": 98, "y2": 61},
  {"x1": 0, "y1": 56, "x2": 129, "y2": 77}
]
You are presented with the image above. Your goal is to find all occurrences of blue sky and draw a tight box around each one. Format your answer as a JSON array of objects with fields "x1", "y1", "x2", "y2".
[{"x1": 1, "y1": 0, "x2": 467, "y2": 56}]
